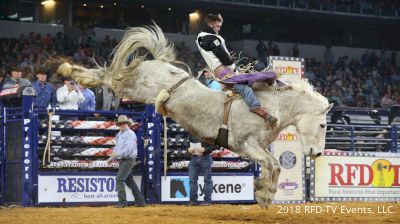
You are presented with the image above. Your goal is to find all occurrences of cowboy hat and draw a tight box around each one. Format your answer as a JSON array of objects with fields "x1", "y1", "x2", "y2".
[{"x1": 116, "y1": 115, "x2": 134, "y2": 126}]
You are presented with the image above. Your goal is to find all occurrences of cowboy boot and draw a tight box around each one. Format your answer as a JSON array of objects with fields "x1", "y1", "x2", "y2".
[{"x1": 250, "y1": 107, "x2": 278, "y2": 129}]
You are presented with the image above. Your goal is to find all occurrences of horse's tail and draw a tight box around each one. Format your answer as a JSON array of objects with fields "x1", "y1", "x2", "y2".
[
  {"x1": 111, "y1": 23, "x2": 176, "y2": 64},
  {"x1": 56, "y1": 62, "x2": 109, "y2": 88},
  {"x1": 45, "y1": 56, "x2": 111, "y2": 88},
  {"x1": 54, "y1": 24, "x2": 175, "y2": 91},
  {"x1": 108, "y1": 23, "x2": 176, "y2": 80}
]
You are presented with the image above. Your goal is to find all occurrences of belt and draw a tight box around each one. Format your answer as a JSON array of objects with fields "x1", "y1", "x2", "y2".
[{"x1": 214, "y1": 65, "x2": 234, "y2": 80}]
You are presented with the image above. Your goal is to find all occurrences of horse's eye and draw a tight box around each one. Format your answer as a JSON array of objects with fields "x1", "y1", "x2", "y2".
[{"x1": 320, "y1": 124, "x2": 326, "y2": 128}]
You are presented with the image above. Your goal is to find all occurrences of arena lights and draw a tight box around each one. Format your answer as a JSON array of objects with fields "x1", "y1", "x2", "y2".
[
  {"x1": 41, "y1": 0, "x2": 55, "y2": 5},
  {"x1": 189, "y1": 12, "x2": 200, "y2": 20}
]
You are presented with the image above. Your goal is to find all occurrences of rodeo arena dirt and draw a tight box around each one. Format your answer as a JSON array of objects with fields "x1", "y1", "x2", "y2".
[{"x1": 1, "y1": 1, "x2": 400, "y2": 224}]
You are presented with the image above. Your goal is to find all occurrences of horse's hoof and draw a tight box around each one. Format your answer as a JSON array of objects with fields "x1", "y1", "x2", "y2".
[
  {"x1": 255, "y1": 191, "x2": 267, "y2": 209},
  {"x1": 265, "y1": 197, "x2": 272, "y2": 208}
]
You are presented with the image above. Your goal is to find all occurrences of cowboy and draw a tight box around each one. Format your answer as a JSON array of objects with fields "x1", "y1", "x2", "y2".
[
  {"x1": 32, "y1": 68, "x2": 56, "y2": 109},
  {"x1": 2, "y1": 66, "x2": 32, "y2": 89},
  {"x1": 107, "y1": 115, "x2": 146, "y2": 208},
  {"x1": 195, "y1": 14, "x2": 277, "y2": 128}
]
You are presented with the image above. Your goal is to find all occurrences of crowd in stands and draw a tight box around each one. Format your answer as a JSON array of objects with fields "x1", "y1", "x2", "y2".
[
  {"x1": 0, "y1": 31, "x2": 121, "y2": 110},
  {"x1": 278, "y1": 0, "x2": 399, "y2": 13},
  {"x1": 0, "y1": 31, "x2": 399, "y2": 110}
]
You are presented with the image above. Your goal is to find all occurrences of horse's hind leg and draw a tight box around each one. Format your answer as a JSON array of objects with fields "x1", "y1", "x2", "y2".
[
  {"x1": 243, "y1": 138, "x2": 275, "y2": 209},
  {"x1": 269, "y1": 157, "x2": 281, "y2": 198}
]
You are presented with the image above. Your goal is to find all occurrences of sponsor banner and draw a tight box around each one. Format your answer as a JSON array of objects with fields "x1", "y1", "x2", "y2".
[
  {"x1": 0, "y1": 86, "x2": 19, "y2": 97},
  {"x1": 269, "y1": 56, "x2": 304, "y2": 84},
  {"x1": 161, "y1": 175, "x2": 254, "y2": 202},
  {"x1": 169, "y1": 161, "x2": 251, "y2": 170},
  {"x1": 38, "y1": 175, "x2": 141, "y2": 203},
  {"x1": 311, "y1": 151, "x2": 400, "y2": 202},
  {"x1": 47, "y1": 160, "x2": 119, "y2": 168},
  {"x1": 271, "y1": 125, "x2": 306, "y2": 204}
]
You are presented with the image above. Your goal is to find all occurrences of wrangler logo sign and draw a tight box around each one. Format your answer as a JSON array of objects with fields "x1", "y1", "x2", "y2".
[{"x1": 311, "y1": 152, "x2": 400, "y2": 202}]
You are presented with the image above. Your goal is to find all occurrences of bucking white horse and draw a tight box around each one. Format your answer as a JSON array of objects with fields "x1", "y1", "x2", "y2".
[{"x1": 55, "y1": 25, "x2": 332, "y2": 208}]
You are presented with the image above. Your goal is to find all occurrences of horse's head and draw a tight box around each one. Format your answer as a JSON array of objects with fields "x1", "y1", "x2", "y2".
[{"x1": 295, "y1": 103, "x2": 333, "y2": 159}]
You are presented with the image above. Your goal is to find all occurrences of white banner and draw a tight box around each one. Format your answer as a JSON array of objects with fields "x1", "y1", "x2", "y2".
[
  {"x1": 269, "y1": 56, "x2": 304, "y2": 84},
  {"x1": 312, "y1": 152, "x2": 400, "y2": 201},
  {"x1": 271, "y1": 126, "x2": 305, "y2": 203},
  {"x1": 161, "y1": 175, "x2": 254, "y2": 202},
  {"x1": 38, "y1": 175, "x2": 142, "y2": 203}
]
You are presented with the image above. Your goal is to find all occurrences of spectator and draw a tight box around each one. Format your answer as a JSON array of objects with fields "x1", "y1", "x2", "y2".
[
  {"x1": 361, "y1": 50, "x2": 370, "y2": 67},
  {"x1": 391, "y1": 51, "x2": 397, "y2": 68},
  {"x1": 42, "y1": 33, "x2": 54, "y2": 46},
  {"x1": 94, "y1": 85, "x2": 120, "y2": 110},
  {"x1": 380, "y1": 94, "x2": 395, "y2": 107},
  {"x1": 56, "y1": 77, "x2": 84, "y2": 110},
  {"x1": 32, "y1": 69, "x2": 56, "y2": 109},
  {"x1": 266, "y1": 41, "x2": 274, "y2": 57},
  {"x1": 273, "y1": 44, "x2": 280, "y2": 56},
  {"x1": 256, "y1": 40, "x2": 267, "y2": 64},
  {"x1": 323, "y1": 45, "x2": 335, "y2": 64},
  {"x1": 198, "y1": 69, "x2": 222, "y2": 91},
  {"x1": 78, "y1": 84, "x2": 96, "y2": 110},
  {"x1": 370, "y1": 51, "x2": 379, "y2": 67},
  {"x1": 390, "y1": 67, "x2": 400, "y2": 83},
  {"x1": 304, "y1": 66, "x2": 316, "y2": 81},
  {"x1": 0, "y1": 71, "x2": 6, "y2": 90},
  {"x1": 2, "y1": 66, "x2": 32, "y2": 89},
  {"x1": 290, "y1": 43, "x2": 299, "y2": 57}
]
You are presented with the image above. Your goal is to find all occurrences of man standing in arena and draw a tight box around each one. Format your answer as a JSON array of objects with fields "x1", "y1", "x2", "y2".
[
  {"x1": 186, "y1": 136, "x2": 218, "y2": 206},
  {"x1": 107, "y1": 115, "x2": 146, "y2": 208},
  {"x1": 195, "y1": 14, "x2": 277, "y2": 128}
]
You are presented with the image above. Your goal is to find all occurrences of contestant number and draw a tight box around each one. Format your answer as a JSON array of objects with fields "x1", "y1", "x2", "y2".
[{"x1": 277, "y1": 205, "x2": 301, "y2": 214}]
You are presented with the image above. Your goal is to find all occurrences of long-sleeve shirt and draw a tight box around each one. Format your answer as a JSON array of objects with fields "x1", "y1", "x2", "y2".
[
  {"x1": 113, "y1": 129, "x2": 138, "y2": 159},
  {"x1": 78, "y1": 88, "x2": 96, "y2": 110},
  {"x1": 206, "y1": 79, "x2": 222, "y2": 91},
  {"x1": 32, "y1": 80, "x2": 56, "y2": 109},
  {"x1": 56, "y1": 85, "x2": 85, "y2": 110}
]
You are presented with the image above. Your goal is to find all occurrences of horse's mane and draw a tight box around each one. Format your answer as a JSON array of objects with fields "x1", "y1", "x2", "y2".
[{"x1": 286, "y1": 79, "x2": 329, "y2": 107}]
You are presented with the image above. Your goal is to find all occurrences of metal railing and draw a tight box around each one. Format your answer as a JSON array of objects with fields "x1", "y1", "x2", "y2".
[{"x1": 326, "y1": 124, "x2": 398, "y2": 152}]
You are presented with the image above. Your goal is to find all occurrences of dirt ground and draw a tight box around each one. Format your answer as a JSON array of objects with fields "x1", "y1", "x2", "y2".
[{"x1": 0, "y1": 202, "x2": 399, "y2": 224}]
